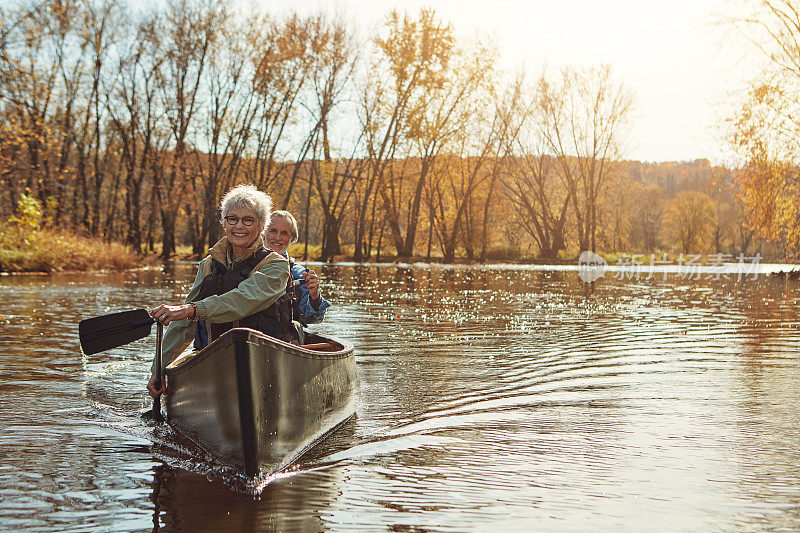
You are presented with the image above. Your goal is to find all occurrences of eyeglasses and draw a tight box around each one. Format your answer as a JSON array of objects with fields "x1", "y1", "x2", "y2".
[{"x1": 224, "y1": 215, "x2": 257, "y2": 226}]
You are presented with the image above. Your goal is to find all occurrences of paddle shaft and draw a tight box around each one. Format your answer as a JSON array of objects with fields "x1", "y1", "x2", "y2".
[{"x1": 152, "y1": 322, "x2": 164, "y2": 420}]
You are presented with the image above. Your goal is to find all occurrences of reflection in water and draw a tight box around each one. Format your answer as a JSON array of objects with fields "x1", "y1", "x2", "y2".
[
  {"x1": 149, "y1": 462, "x2": 344, "y2": 532},
  {"x1": 0, "y1": 264, "x2": 798, "y2": 531}
]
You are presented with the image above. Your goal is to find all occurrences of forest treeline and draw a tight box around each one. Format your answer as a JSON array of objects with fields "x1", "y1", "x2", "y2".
[{"x1": 0, "y1": 0, "x2": 790, "y2": 263}]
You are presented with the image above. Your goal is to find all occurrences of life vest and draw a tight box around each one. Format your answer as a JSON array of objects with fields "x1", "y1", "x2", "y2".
[{"x1": 193, "y1": 247, "x2": 296, "y2": 349}]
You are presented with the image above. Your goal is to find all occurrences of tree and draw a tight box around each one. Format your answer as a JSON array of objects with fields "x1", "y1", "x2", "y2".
[
  {"x1": 475, "y1": 74, "x2": 526, "y2": 262},
  {"x1": 418, "y1": 42, "x2": 499, "y2": 262},
  {"x1": 728, "y1": 0, "x2": 800, "y2": 257},
  {"x1": 597, "y1": 165, "x2": 634, "y2": 252},
  {"x1": 303, "y1": 13, "x2": 358, "y2": 261},
  {"x1": 662, "y1": 190, "x2": 717, "y2": 254},
  {"x1": 502, "y1": 74, "x2": 570, "y2": 260},
  {"x1": 0, "y1": 0, "x2": 75, "y2": 218},
  {"x1": 190, "y1": 10, "x2": 263, "y2": 253},
  {"x1": 106, "y1": 12, "x2": 165, "y2": 250},
  {"x1": 538, "y1": 65, "x2": 634, "y2": 254},
  {"x1": 354, "y1": 9, "x2": 456, "y2": 260},
  {"x1": 628, "y1": 182, "x2": 663, "y2": 252},
  {"x1": 154, "y1": 0, "x2": 224, "y2": 258},
  {"x1": 247, "y1": 12, "x2": 315, "y2": 196},
  {"x1": 77, "y1": 0, "x2": 124, "y2": 237}
]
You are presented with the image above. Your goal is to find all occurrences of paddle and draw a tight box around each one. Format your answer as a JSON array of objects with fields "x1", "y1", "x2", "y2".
[
  {"x1": 142, "y1": 322, "x2": 165, "y2": 422},
  {"x1": 78, "y1": 309, "x2": 155, "y2": 355},
  {"x1": 79, "y1": 308, "x2": 166, "y2": 421}
]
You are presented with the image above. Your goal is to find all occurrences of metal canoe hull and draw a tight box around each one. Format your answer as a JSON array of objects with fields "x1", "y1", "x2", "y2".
[{"x1": 163, "y1": 328, "x2": 358, "y2": 476}]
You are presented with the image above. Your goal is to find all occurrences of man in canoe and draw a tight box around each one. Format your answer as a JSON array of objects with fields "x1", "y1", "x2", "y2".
[
  {"x1": 147, "y1": 184, "x2": 296, "y2": 398},
  {"x1": 264, "y1": 210, "x2": 331, "y2": 325}
]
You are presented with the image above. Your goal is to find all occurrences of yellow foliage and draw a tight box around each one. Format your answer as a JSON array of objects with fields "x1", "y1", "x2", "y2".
[
  {"x1": 8, "y1": 193, "x2": 42, "y2": 229},
  {"x1": 662, "y1": 191, "x2": 717, "y2": 255},
  {"x1": 0, "y1": 225, "x2": 141, "y2": 272},
  {"x1": 727, "y1": 0, "x2": 800, "y2": 258}
]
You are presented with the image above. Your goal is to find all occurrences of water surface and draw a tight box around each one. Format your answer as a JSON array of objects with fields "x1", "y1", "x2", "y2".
[{"x1": 0, "y1": 264, "x2": 798, "y2": 531}]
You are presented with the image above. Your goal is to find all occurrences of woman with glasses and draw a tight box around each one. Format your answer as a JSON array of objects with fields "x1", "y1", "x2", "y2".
[{"x1": 146, "y1": 184, "x2": 295, "y2": 398}]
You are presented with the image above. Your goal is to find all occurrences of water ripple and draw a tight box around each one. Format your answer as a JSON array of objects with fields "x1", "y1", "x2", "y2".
[{"x1": 0, "y1": 266, "x2": 799, "y2": 530}]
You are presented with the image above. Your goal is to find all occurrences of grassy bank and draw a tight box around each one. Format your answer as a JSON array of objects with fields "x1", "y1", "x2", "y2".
[
  {"x1": 0, "y1": 226, "x2": 142, "y2": 273},
  {"x1": 0, "y1": 194, "x2": 142, "y2": 273}
]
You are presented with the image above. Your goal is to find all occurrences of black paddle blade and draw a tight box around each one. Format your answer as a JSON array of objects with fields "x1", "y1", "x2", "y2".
[{"x1": 79, "y1": 309, "x2": 155, "y2": 355}]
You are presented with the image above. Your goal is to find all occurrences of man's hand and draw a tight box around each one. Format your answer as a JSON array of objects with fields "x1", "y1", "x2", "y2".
[{"x1": 303, "y1": 269, "x2": 321, "y2": 300}]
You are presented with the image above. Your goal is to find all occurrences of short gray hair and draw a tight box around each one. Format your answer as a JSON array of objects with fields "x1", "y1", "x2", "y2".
[
  {"x1": 270, "y1": 210, "x2": 299, "y2": 243},
  {"x1": 219, "y1": 185, "x2": 272, "y2": 229}
]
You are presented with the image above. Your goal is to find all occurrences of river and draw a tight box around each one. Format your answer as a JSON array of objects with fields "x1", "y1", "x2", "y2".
[{"x1": 0, "y1": 262, "x2": 798, "y2": 531}]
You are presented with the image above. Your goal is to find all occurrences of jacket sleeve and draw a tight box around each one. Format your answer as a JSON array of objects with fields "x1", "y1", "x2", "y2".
[
  {"x1": 291, "y1": 263, "x2": 331, "y2": 324},
  {"x1": 154, "y1": 260, "x2": 205, "y2": 371},
  {"x1": 195, "y1": 259, "x2": 289, "y2": 323}
]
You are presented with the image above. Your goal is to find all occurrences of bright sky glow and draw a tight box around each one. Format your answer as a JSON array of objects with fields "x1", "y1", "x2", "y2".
[{"x1": 260, "y1": 0, "x2": 758, "y2": 164}]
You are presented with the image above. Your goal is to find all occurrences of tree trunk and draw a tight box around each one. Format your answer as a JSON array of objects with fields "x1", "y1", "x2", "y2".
[
  {"x1": 160, "y1": 209, "x2": 176, "y2": 259},
  {"x1": 376, "y1": 221, "x2": 384, "y2": 263},
  {"x1": 187, "y1": 203, "x2": 203, "y2": 256},
  {"x1": 400, "y1": 165, "x2": 430, "y2": 257},
  {"x1": 353, "y1": 175, "x2": 377, "y2": 262},
  {"x1": 321, "y1": 213, "x2": 342, "y2": 260},
  {"x1": 426, "y1": 203, "x2": 434, "y2": 262},
  {"x1": 463, "y1": 197, "x2": 474, "y2": 260},
  {"x1": 303, "y1": 169, "x2": 313, "y2": 260},
  {"x1": 124, "y1": 161, "x2": 142, "y2": 250}
]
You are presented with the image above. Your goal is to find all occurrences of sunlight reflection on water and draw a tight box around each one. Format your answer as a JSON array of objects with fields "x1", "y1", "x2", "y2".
[{"x1": 0, "y1": 264, "x2": 798, "y2": 531}]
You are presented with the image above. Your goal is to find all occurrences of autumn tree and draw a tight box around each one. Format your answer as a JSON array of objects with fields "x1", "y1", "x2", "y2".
[
  {"x1": 188, "y1": 10, "x2": 263, "y2": 252},
  {"x1": 302, "y1": 14, "x2": 359, "y2": 260},
  {"x1": 105, "y1": 12, "x2": 166, "y2": 250},
  {"x1": 153, "y1": 0, "x2": 225, "y2": 257},
  {"x1": 418, "y1": 42, "x2": 500, "y2": 262},
  {"x1": 0, "y1": 0, "x2": 126, "y2": 235},
  {"x1": 502, "y1": 74, "x2": 571, "y2": 260},
  {"x1": 597, "y1": 165, "x2": 636, "y2": 252},
  {"x1": 628, "y1": 182, "x2": 663, "y2": 252},
  {"x1": 538, "y1": 65, "x2": 634, "y2": 254},
  {"x1": 728, "y1": 0, "x2": 800, "y2": 257},
  {"x1": 473, "y1": 75, "x2": 526, "y2": 261},
  {"x1": 0, "y1": 0, "x2": 76, "y2": 217},
  {"x1": 76, "y1": 0, "x2": 125, "y2": 237},
  {"x1": 246, "y1": 13, "x2": 316, "y2": 197},
  {"x1": 354, "y1": 9, "x2": 456, "y2": 260},
  {"x1": 662, "y1": 190, "x2": 717, "y2": 254}
]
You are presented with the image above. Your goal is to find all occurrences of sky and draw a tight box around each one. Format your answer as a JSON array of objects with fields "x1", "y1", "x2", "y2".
[{"x1": 262, "y1": 0, "x2": 759, "y2": 164}]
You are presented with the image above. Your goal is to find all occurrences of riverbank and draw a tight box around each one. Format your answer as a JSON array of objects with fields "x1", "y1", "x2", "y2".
[
  {"x1": 167, "y1": 249, "x2": 800, "y2": 277},
  {"x1": 0, "y1": 227, "x2": 142, "y2": 273},
  {"x1": 4, "y1": 232, "x2": 799, "y2": 275}
]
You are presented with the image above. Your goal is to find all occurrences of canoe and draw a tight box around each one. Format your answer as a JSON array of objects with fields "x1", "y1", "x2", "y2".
[{"x1": 163, "y1": 327, "x2": 358, "y2": 476}]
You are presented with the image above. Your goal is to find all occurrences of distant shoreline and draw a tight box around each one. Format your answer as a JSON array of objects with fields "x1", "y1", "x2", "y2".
[{"x1": 4, "y1": 245, "x2": 798, "y2": 275}]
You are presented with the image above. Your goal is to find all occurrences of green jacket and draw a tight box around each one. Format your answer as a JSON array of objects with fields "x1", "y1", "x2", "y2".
[{"x1": 157, "y1": 236, "x2": 289, "y2": 369}]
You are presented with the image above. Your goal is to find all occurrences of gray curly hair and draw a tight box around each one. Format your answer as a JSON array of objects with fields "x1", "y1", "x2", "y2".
[{"x1": 219, "y1": 184, "x2": 272, "y2": 229}]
